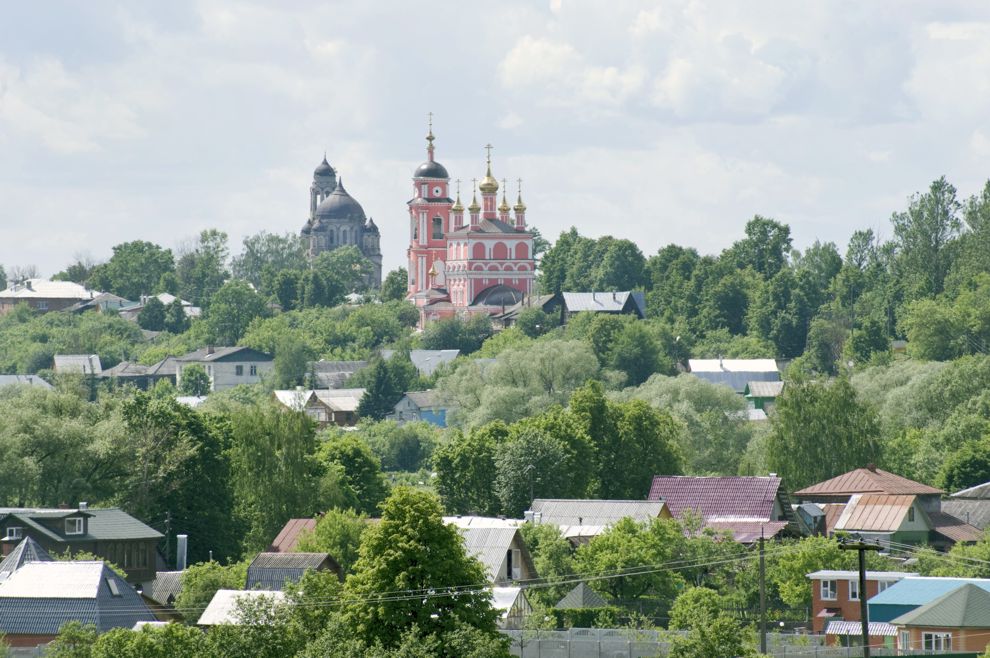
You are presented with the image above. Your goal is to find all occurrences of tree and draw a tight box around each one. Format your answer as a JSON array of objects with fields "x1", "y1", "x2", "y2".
[
  {"x1": 273, "y1": 334, "x2": 312, "y2": 388},
  {"x1": 318, "y1": 435, "x2": 389, "y2": 515},
  {"x1": 91, "y1": 623, "x2": 208, "y2": 657},
  {"x1": 891, "y1": 176, "x2": 962, "y2": 299},
  {"x1": 137, "y1": 297, "x2": 166, "y2": 331},
  {"x1": 845, "y1": 318, "x2": 891, "y2": 366},
  {"x1": 343, "y1": 488, "x2": 501, "y2": 652},
  {"x1": 517, "y1": 522, "x2": 575, "y2": 606},
  {"x1": 380, "y1": 268, "x2": 408, "y2": 302},
  {"x1": 204, "y1": 279, "x2": 268, "y2": 345},
  {"x1": 899, "y1": 298, "x2": 965, "y2": 361},
  {"x1": 41, "y1": 621, "x2": 98, "y2": 657},
  {"x1": 353, "y1": 420, "x2": 440, "y2": 472},
  {"x1": 231, "y1": 231, "x2": 307, "y2": 287},
  {"x1": 0, "y1": 264, "x2": 6, "y2": 290},
  {"x1": 174, "y1": 559, "x2": 250, "y2": 621},
  {"x1": 178, "y1": 364, "x2": 210, "y2": 396},
  {"x1": 163, "y1": 298, "x2": 190, "y2": 334},
  {"x1": 515, "y1": 308, "x2": 556, "y2": 338},
  {"x1": 725, "y1": 216, "x2": 792, "y2": 279},
  {"x1": 939, "y1": 436, "x2": 990, "y2": 493},
  {"x1": 356, "y1": 359, "x2": 402, "y2": 421},
  {"x1": 766, "y1": 377, "x2": 882, "y2": 490},
  {"x1": 313, "y1": 245, "x2": 374, "y2": 294},
  {"x1": 88, "y1": 240, "x2": 175, "y2": 300},
  {"x1": 594, "y1": 238, "x2": 647, "y2": 290},
  {"x1": 228, "y1": 404, "x2": 325, "y2": 551},
  {"x1": 434, "y1": 423, "x2": 506, "y2": 516},
  {"x1": 295, "y1": 508, "x2": 367, "y2": 574},
  {"x1": 175, "y1": 229, "x2": 230, "y2": 307}
]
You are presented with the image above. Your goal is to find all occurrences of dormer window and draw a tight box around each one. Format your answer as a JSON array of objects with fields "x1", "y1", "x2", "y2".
[
  {"x1": 65, "y1": 518, "x2": 84, "y2": 535},
  {"x1": 4, "y1": 526, "x2": 23, "y2": 540}
]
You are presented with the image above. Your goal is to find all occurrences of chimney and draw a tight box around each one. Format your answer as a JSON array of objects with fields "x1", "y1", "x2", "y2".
[
  {"x1": 612, "y1": 291, "x2": 617, "y2": 301},
  {"x1": 206, "y1": 345, "x2": 214, "y2": 355},
  {"x1": 176, "y1": 534, "x2": 188, "y2": 571},
  {"x1": 866, "y1": 463, "x2": 877, "y2": 473},
  {"x1": 25, "y1": 280, "x2": 33, "y2": 291},
  {"x1": 79, "y1": 502, "x2": 88, "y2": 511},
  {"x1": 523, "y1": 510, "x2": 535, "y2": 523}
]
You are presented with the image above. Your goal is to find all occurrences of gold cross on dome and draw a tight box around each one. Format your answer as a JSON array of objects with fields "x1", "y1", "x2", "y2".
[
  {"x1": 484, "y1": 143, "x2": 493, "y2": 163},
  {"x1": 428, "y1": 111, "x2": 433, "y2": 131},
  {"x1": 455, "y1": 178, "x2": 461, "y2": 194}
]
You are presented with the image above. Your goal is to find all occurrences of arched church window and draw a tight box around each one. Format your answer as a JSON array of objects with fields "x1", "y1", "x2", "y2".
[
  {"x1": 432, "y1": 217, "x2": 443, "y2": 240},
  {"x1": 329, "y1": 230, "x2": 335, "y2": 246},
  {"x1": 412, "y1": 218, "x2": 418, "y2": 240}
]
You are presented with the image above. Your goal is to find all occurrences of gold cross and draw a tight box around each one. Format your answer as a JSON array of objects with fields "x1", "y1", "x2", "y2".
[
  {"x1": 455, "y1": 178, "x2": 461, "y2": 194},
  {"x1": 428, "y1": 111, "x2": 433, "y2": 132},
  {"x1": 484, "y1": 143, "x2": 493, "y2": 163}
]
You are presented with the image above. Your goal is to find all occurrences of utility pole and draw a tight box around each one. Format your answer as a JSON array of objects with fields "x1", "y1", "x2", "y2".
[
  {"x1": 838, "y1": 538, "x2": 882, "y2": 658},
  {"x1": 759, "y1": 529, "x2": 767, "y2": 655}
]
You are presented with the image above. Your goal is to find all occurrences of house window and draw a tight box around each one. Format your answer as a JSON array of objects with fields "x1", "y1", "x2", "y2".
[
  {"x1": 37, "y1": 301, "x2": 48, "y2": 310},
  {"x1": 65, "y1": 518, "x2": 84, "y2": 535},
  {"x1": 4, "y1": 526, "x2": 23, "y2": 540},
  {"x1": 249, "y1": 365, "x2": 257, "y2": 376},
  {"x1": 820, "y1": 580, "x2": 837, "y2": 601},
  {"x1": 923, "y1": 632, "x2": 951, "y2": 650},
  {"x1": 908, "y1": 507, "x2": 915, "y2": 522},
  {"x1": 877, "y1": 580, "x2": 892, "y2": 593},
  {"x1": 899, "y1": 630, "x2": 910, "y2": 651},
  {"x1": 235, "y1": 365, "x2": 244, "y2": 376},
  {"x1": 505, "y1": 548, "x2": 521, "y2": 580},
  {"x1": 848, "y1": 579, "x2": 859, "y2": 600}
]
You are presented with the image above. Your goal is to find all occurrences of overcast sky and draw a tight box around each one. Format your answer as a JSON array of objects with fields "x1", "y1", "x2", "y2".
[{"x1": 2, "y1": 1, "x2": 990, "y2": 277}]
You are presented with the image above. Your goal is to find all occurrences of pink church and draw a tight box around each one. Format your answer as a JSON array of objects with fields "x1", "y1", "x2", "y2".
[{"x1": 406, "y1": 126, "x2": 535, "y2": 324}]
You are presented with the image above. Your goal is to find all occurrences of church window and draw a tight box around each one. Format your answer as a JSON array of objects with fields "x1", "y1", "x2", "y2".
[
  {"x1": 421, "y1": 184, "x2": 428, "y2": 197},
  {"x1": 412, "y1": 218, "x2": 418, "y2": 240},
  {"x1": 329, "y1": 231, "x2": 335, "y2": 246},
  {"x1": 432, "y1": 217, "x2": 443, "y2": 239}
]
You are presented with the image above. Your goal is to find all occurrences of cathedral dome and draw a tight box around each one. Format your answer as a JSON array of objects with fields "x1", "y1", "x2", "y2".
[
  {"x1": 473, "y1": 284, "x2": 523, "y2": 307},
  {"x1": 414, "y1": 160, "x2": 449, "y2": 179},
  {"x1": 315, "y1": 179, "x2": 366, "y2": 221},
  {"x1": 314, "y1": 156, "x2": 335, "y2": 179}
]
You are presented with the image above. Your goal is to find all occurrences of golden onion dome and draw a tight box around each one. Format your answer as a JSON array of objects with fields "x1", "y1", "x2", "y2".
[
  {"x1": 468, "y1": 192, "x2": 481, "y2": 213},
  {"x1": 513, "y1": 192, "x2": 527, "y2": 213},
  {"x1": 498, "y1": 190, "x2": 511, "y2": 212},
  {"x1": 479, "y1": 169, "x2": 499, "y2": 193},
  {"x1": 451, "y1": 194, "x2": 464, "y2": 212}
]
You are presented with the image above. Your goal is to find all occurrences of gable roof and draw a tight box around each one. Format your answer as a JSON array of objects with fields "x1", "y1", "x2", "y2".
[
  {"x1": 892, "y1": 583, "x2": 990, "y2": 628},
  {"x1": 457, "y1": 526, "x2": 535, "y2": 583},
  {"x1": 556, "y1": 582, "x2": 609, "y2": 609},
  {"x1": 560, "y1": 291, "x2": 646, "y2": 317},
  {"x1": 0, "y1": 507, "x2": 162, "y2": 542},
  {"x1": 0, "y1": 537, "x2": 53, "y2": 580},
  {"x1": 530, "y1": 499, "x2": 668, "y2": 526},
  {"x1": 0, "y1": 279, "x2": 96, "y2": 301},
  {"x1": 308, "y1": 360, "x2": 367, "y2": 388},
  {"x1": 794, "y1": 467, "x2": 943, "y2": 498},
  {"x1": 401, "y1": 390, "x2": 448, "y2": 410},
  {"x1": 176, "y1": 346, "x2": 273, "y2": 363},
  {"x1": 952, "y1": 482, "x2": 990, "y2": 500},
  {"x1": 870, "y1": 577, "x2": 990, "y2": 608},
  {"x1": 245, "y1": 552, "x2": 340, "y2": 590},
  {"x1": 0, "y1": 375, "x2": 53, "y2": 389},
  {"x1": 942, "y1": 499, "x2": 990, "y2": 530},
  {"x1": 928, "y1": 509, "x2": 983, "y2": 543},
  {"x1": 143, "y1": 571, "x2": 183, "y2": 607},
  {"x1": 0, "y1": 561, "x2": 155, "y2": 634},
  {"x1": 313, "y1": 388, "x2": 365, "y2": 413},
  {"x1": 648, "y1": 475, "x2": 783, "y2": 521},
  {"x1": 273, "y1": 389, "x2": 316, "y2": 411},
  {"x1": 687, "y1": 359, "x2": 780, "y2": 393},
  {"x1": 197, "y1": 589, "x2": 286, "y2": 625},
  {"x1": 744, "y1": 380, "x2": 785, "y2": 398},
  {"x1": 267, "y1": 518, "x2": 317, "y2": 553},
  {"x1": 832, "y1": 494, "x2": 916, "y2": 532},
  {"x1": 53, "y1": 354, "x2": 103, "y2": 375}
]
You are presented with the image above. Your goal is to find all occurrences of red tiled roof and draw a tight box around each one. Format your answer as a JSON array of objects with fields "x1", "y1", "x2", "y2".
[
  {"x1": 267, "y1": 518, "x2": 316, "y2": 553},
  {"x1": 794, "y1": 468, "x2": 942, "y2": 497},
  {"x1": 647, "y1": 475, "x2": 783, "y2": 521}
]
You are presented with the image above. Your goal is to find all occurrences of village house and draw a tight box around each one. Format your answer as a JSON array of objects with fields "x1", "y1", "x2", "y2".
[
  {"x1": 0, "y1": 279, "x2": 102, "y2": 315},
  {"x1": 942, "y1": 480, "x2": 990, "y2": 531},
  {"x1": 307, "y1": 359, "x2": 368, "y2": 389},
  {"x1": 445, "y1": 518, "x2": 537, "y2": 586},
  {"x1": 272, "y1": 388, "x2": 365, "y2": 427},
  {"x1": 0, "y1": 374, "x2": 52, "y2": 390},
  {"x1": 794, "y1": 466, "x2": 981, "y2": 549},
  {"x1": 382, "y1": 349, "x2": 460, "y2": 377},
  {"x1": 389, "y1": 390, "x2": 452, "y2": 427},
  {"x1": 647, "y1": 475, "x2": 795, "y2": 542},
  {"x1": 687, "y1": 358, "x2": 781, "y2": 394},
  {"x1": 890, "y1": 583, "x2": 990, "y2": 653},
  {"x1": 0, "y1": 505, "x2": 163, "y2": 582},
  {"x1": 526, "y1": 499, "x2": 671, "y2": 545},
  {"x1": 743, "y1": 380, "x2": 784, "y2": 411},
  {"x1": 118, "y1": 293, "x2": 201, "y2": 323},
  {"x1": 100, "y1": 356, "x2": 178, "y2": 390},
  {"x1": 53, "y1": 354, "x2": 103, "y2": 376},
  {"x1": 806, "y1": 569, "x2": 916, "y2": 646},
  {"x1": 245, "y1": 552, "x2": 342, "y2": 590},
  {"x1": 198, "y1": 589, "x2": 286, "y2": 626},
  {"x1": 175, "y1": 346, "x2": 273, "y2": 392},
  {"x1": 494, "y1": 291, "x2": 647, "y2": 327}
]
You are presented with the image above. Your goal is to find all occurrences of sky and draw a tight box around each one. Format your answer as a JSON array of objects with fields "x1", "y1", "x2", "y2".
[{"x1": 2, "y1": 1, "x2": 990, "y2": 278}]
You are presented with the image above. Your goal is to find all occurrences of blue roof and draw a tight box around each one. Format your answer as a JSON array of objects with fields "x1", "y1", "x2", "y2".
[{"x1": 870, "y1": 577, "x2": 990, "y2": 606}]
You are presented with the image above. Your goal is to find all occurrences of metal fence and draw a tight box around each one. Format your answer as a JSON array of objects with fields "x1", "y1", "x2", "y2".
[{"x1": 500, "y1": 629, "x2": 979, "y2": 658}]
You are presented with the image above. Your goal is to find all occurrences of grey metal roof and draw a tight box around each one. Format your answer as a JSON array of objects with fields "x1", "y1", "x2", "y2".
[
  {"x1": 688, "y1": 360, "x2": 781, "y2": 394},
  {"x1": 556, "y1": 582, "x2": 609, "y2": 609},
  {"x1": 143, "y1": 571, "x2": 182, "y2": 606},
  {"x1": 382, "y1": 349, "x2": 460, "y2": 376},
  {"x1": 0, "y1": 562, "x2": 155, "y2": 634},
  {"x1": 402, "y1": 390, "x2": 448, "y2": 409},
  {"x1": 530, "y1": 500, "x2": 667, "y2": 526},
  {"x1": 0, "y1": 537, "x2": 53, "y2": 579},
  {"x1": 198, "y1": 589, "x2": 286, "y2": 625},
  {"x1": 942, "y1": 499, "x2": 990, "y2": 530},
  {"x1": 308, "y1": 360, "x2": 367, "y2": 389},
  {"x1": 0, "y1": 375, "x2": 53, "y2": 389},
  {"x1": 561, "y1": 291, "x2": 646, "y2": 317},
  {"x1": 458, "y1": 527, "x2": 535, "y2": 583},
  {"x1": 745, "y1": 380, "x2": 784, "y2": 398},
  {"x1": 176, "y1": 346, "x2": 273, "y2": 363},
  {"x1": 953, "y1": 482, "x2": 990, "y2": 499},
  {"x1": 53, "y1": 354, "x2": 103, "y2": 375},
  {"x1": 315, "y1": 179, "x2": 366, "y2": 221},
  {"x1": 245, "y1": 552, "x2": 340, "y2": 591}
]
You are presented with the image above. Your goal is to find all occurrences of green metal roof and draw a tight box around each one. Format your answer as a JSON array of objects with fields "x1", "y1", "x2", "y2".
[
  {"x1": 556, "y1": 582, "x2": 609, "y2": 609},
  {"x1": 892, "y1": 583, "x2": 990, "y2": 628}
]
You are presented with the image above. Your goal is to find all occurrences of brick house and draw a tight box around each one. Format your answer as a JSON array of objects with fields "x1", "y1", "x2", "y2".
[{"x1": 806, "y1": 569, "x2": 916, "y2": 645}]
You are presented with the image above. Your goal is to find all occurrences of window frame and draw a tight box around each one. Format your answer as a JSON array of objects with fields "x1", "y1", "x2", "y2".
[
  {"x1": 922, "y1": 632, "x2": 951, "y2": 651},
  {"x1": 235, "y1": 365, "x2": 244, "y2": 376},
  {"x1": 249, "y1": 365, "x2": 258, "y2": 376},
  {"x1": 820, "y1": 579, "x2": 837, "y2": 601},
  {"x1": 65, "y1": 517, "x2": 84, "y2": 535},
  {"x1": 4, "y1": 526, "x2": 23, "y2": 540},
  {"x1": 848, "y1": 579, "x2": 859, "y2": 600}
]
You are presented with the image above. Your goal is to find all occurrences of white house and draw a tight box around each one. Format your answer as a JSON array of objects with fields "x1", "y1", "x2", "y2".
[{"x1": 175, "y1": 346, "x2": 274, "y2": 392}]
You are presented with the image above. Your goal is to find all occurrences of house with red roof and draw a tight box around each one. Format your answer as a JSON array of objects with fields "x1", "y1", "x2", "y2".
[
  {"x1": 794, "y1": 466, "x2": 981, "y2": 550},
  {"x1": 647, "y1": 475, "x2": 795, "y2": 542}
]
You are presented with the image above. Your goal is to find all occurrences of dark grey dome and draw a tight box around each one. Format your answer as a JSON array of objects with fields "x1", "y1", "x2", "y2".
[
  {"x1": 314, "y1": 156, "x2": 335, "y2": 178},
  {"x1": 415, "y1": 160, "x2": 449, "y2": 179},
  {"x1": 473, "y1": 284, "x2": 523, "y2": 307},
  {"x1": 365, "y1": 218, "x2": 380, "y2": 235},
  {"x1": 315, "y1": 179, "x2": 365, "y2": 220}
]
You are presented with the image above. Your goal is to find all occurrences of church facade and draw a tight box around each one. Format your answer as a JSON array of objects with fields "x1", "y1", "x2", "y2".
[
  {"x1": 406, "y1": 127, "x2": 535, "y2": 324},
  {"x1": 301, "y1": 156, "x2": 383, "y2": 287}
]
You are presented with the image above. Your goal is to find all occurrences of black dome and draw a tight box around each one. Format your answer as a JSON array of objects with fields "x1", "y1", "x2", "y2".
[
  {"x1": 473, "y1": 284, "x2": 523, "y2": 307},
  {"x1": 414, "y1": 160, "x2": 449, "y2": 179},
  {"x1": 315, "y1": 180, "x2": 366, "y2": 221},
  {"x1": 314, "y1": 157, "x2": 335, "y2": 178}
]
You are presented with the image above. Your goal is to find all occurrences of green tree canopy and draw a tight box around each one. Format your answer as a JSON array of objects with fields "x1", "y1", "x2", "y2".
[
  {"x1": 204, "y1": 279, "x2": 269, "y2": 345},
  {"x1": 88, "y1": 240, "x2": 175, "y2": 300}
]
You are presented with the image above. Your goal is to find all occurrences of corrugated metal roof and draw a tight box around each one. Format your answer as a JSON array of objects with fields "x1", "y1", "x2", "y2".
[
  {"x1": 689, "y1": 359, "x2": 779, "y2": 373},
  {"x1": 248, "y1": 552, "x2": 334, "y2": 570},
  {"x1": 833, "y1": 494, "x2": 915, "y2": 532},
  {"x1": 556, "y1": 582, "x2": 608, "y2": 609},
  {"x1": 942, "y1": 499, "x2": 990, "y2": 530},
  {"x1": 745, "y1": 381, "x2": 784, "y2": 398},
  {"x1": 53, "y1": 354, "x2": 103, "y2": 375},
  {"x1": 145, "y1": 571, "x2": 182, "y2": 606},
  {"x1": 0, "y1": 561, "x2": 104, "y2": 598},
  {"x1": 794, "y1": 468, "x2": 943, "y2": 497},
  {"x1": 0, "y1": 279, "x2": 96, "y2": 300},
  {"x1": 268, "y1": 518, "x2": 317, "y2": 553},
  {"x1": 458, "y1": 527, "x2": 534, "y2": 583},
  {"x1": 245, "y1": 553, "x2": 340, "y2": 591},
  {"x1": 561, "y1": 291, "x2": 646, "y2": 317},
  {"x1": 870, "y1": 577, "x2": 990, "y2": 607},
  {"x1": 952, "y1": 481, "x2": 990, "y2": 499},
  {"x1": 929, "y1": 510, "x2": 984, "y2": 543},
  {"x1": 0, "y1": 375, "x2": 53, "y2": 389},
  {"x1": 891, "y1": 583, "x2": 990, "y2": 628},
  {"x1": 403, "y1": 390, "x2": 448, "y2": 409},
  {"x1": 273, "y1": 389, "x2": 316, "y2": 411},
  {"x1": 706, "y1": 520, "x2": 788, "y2": 543},
  {"x1": 648, "y1": 476, "x2": 782, "y2": 520},
  {"x1": 444, "y1": 517, "x2": 521, "y2": 529},
  {"x1": 197, "y1": 589, "x2": 285, "y2": 625},
  {"x1": 826, "y1": 621, "x2": 898, "y2": 636},
  {"x1": 313, "y1": 388, "x2": 365, "y2": 412},
  {"x1": 0, "y1": 537, "x2": 53, "y2": 579},
  {"x1": 176, "y1": 346, "x2": 273, "y2": 363},
  {"x1": 530, "y1": 499, "x2": 667, "y2": 526},
  {"x1": 807, "y1": 570, "x2": 916, "y2": 580}
]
